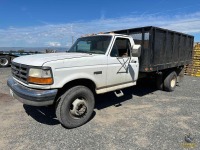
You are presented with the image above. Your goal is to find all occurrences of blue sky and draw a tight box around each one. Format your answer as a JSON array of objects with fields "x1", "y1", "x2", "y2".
[{"x1": 0, "y1": 0, "x2": 200, "y2": 47}]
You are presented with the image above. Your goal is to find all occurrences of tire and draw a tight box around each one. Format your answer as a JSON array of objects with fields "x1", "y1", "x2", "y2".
[
  {"x1": 156, "y1": 74, "x2": 163, "y2": 90},
  {"x1": 0, "y1": 56, "x2": 10, "y2": 67},
  {"x1": 164, "y1": 71, "x2": 177, "y2": 92},
  {"x1": 56, "y1": 86, "x2": 95, "y2": 129}
]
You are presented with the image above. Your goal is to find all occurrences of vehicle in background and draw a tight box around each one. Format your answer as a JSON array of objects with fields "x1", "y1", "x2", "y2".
[
  {"x1": 0, "y1": 50, "x2": 57, "y2": 67},
  {"x1": 0, "y1": 51, "x2": 41, "y2": 67}
]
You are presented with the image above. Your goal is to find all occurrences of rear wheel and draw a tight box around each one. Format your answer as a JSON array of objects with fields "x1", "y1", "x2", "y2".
[
  {"x1": 56, "y1": 86, "x2": 95, "y2": 128},
  {"x1": 164, "y1": 71, "x2": 177, "y2": 92},
  {"x1": 156, "y1": 73, "x2": 163, "y2": 90},
  {"x1": 0, "y1": 56, "x2": 10, "y2": 67}
]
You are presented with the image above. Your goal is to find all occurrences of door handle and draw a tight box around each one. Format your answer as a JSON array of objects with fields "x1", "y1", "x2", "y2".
[{"x1": 131, "y1": 60, "x2": 137, "y2": 63}]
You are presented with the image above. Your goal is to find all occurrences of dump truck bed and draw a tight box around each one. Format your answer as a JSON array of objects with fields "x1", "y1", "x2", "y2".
[{"x1": 112, "y1": 26, "x2": 194, "y2": 72}]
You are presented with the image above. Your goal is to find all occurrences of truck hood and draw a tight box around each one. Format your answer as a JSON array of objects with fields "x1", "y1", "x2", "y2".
[{"x1": 13, "y1": 52, "x2": 95, "y2": 66}]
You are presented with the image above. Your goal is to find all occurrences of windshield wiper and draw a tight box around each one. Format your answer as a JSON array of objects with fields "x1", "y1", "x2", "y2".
[
  {"x1": 67, "y1": 50, "x2": 93, "y2": 54},
  {"x1": 89, "y1": 50, "x2": 105, "y2": 54}
]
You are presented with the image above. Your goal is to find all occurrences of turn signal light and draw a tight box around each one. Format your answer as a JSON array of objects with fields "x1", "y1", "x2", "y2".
[{"x1": 28, "y1": 77, "x2": 53, "y2": 85}]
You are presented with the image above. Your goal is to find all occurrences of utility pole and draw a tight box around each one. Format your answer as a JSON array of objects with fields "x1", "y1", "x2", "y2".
[
  {"x1": 71, "y1": 24, "x2": 74, "y2": 45},
  {"x1": 72, "y1": 36, "x2": 74, "y2": 45}
]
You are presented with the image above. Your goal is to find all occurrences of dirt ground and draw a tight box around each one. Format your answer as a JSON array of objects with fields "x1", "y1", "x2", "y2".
[{"x1": 0, "y1": 67, "x2": 200, "y2": 150}]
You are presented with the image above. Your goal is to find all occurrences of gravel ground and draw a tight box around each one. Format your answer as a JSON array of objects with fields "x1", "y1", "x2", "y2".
[{"x1": 0, "y1": 67, "x2": 200, "y2": 150}]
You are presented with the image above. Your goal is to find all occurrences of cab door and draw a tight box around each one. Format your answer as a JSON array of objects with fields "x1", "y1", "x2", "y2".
[
  {"x1": 124, "y1": 37, "x2": 139, "y2": 82},
  {"x1": 106, "y1": 37, "x2": 126, "y2": 87},
  {"x1": 107, "y1": 36, "x2": 139, "y2": 87}
]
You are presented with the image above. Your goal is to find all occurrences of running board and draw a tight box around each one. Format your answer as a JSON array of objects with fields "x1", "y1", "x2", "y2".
[{"x1": 114, "y1": 90, "x2": 124, "y2": 97}]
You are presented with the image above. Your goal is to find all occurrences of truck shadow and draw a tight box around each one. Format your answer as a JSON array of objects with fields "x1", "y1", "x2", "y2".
[
  {"x1": 95, "y1": 78, "x2": 157, "y2": 110},
  {"x1": 23, "y1": 105, "x2": 60, "y2": 125},
  {"x1": 23, "y1": 105, "x2": 96, "y2": 126},
  {"x1": 23, "y1": 78, "x2": 156, "y2": 126}
]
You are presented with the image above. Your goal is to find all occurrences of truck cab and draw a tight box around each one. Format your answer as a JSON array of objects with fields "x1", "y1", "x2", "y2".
[
  {"x1": 67, "y1": 33, "x2": 141, "y2": 94},
  {"x1": 8, "y1": 33, "x2": 141, "y2": 128}
]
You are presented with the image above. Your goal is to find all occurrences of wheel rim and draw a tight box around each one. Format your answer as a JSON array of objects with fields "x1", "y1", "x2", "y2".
[
  {"x1": 70, "y1": 98, "x2": 87, "y2": 118},
  {"x1": 0, "y1": 58, "x2": 9, "y2": 66},
  {"x1": 170, "y1": 76, "x2": 176, "y2": 88}
]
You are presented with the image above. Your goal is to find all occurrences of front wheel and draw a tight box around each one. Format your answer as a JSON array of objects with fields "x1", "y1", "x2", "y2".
[
  {"x1": 164, "y1": 71, "x2": 177, "y2": 92},
  {"x1": 56, "y1": 86, "x2": 95, "y2": 129}
]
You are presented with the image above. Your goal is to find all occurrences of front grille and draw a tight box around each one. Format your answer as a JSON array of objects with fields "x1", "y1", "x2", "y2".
[{"x1": 11, "y1": 62, "x2": 29, "y2": 83}]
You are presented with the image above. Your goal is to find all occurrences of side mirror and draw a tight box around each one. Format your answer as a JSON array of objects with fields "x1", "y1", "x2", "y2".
[{"x1": 132, "y1": 44, "x2": 141, "y2": 57}]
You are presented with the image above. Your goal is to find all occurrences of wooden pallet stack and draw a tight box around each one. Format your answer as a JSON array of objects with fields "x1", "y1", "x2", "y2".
[{"x1": 185, "y1": 43, "x2": 200, "y2": 77}]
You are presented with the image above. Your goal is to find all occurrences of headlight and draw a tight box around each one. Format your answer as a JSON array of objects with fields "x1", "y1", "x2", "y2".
[{"x1": 28, "y1": 67, "x2": 53, "y2": 85}]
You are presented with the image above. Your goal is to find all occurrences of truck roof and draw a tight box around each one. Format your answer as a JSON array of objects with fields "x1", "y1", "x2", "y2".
[{"x1": 81, "y1": 33, "x2": 130, "y2": 38}]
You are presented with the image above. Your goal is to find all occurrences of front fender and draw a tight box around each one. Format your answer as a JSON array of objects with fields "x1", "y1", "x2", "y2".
[{"x1": 53, "y1": 72, "x2": 98, "y2": 88}]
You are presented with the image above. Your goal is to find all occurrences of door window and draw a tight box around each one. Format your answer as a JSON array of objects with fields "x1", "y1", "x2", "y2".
[{"x1": 110, "y1": 38, "x2": 131, "y2": 57}]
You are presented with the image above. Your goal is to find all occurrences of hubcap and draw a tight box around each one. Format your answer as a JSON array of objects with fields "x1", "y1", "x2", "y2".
[
  {"x1": 170, "y1": 76, "x2": 176, "y2": 88},
  {"x1": 0, "y1": 58, "x2": 8, "y2": 66},
  {"x1": 70, "y1": 98, "x2": 87, "y2": 117}
]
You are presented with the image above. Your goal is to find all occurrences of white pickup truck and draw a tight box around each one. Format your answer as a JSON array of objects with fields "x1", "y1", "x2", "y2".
[{"x1": 7, "y1": 26, "x2": 193, "y2": 128}]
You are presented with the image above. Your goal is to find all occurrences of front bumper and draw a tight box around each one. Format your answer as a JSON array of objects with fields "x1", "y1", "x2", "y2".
[{"x1": 7, "y1": 77, "x2": 58, "y2": 106}]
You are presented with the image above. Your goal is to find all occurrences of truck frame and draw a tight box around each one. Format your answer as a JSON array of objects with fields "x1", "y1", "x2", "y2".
[{"x1": 111, "y1": 26, "x2": 194, "y2": 90}]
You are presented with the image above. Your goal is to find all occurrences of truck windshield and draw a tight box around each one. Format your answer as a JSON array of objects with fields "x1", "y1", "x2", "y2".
[{"x1": 68, "y1": 36, "x2": 112, "y2": 54}]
